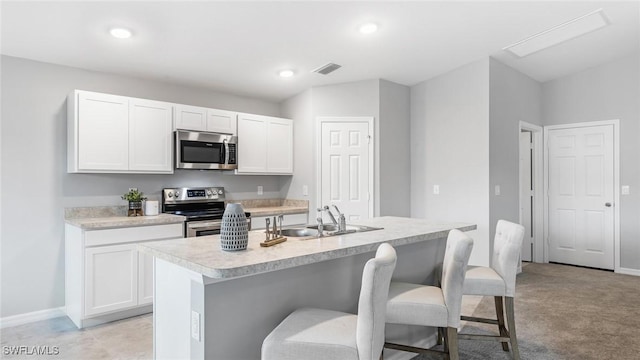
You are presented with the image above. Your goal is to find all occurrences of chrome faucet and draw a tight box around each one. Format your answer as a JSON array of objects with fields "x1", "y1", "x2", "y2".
[
  {"x1": 332, "y1": 205, "x2": 347, "y2": 232},
  {"x1": 316, "y1": 213, "x2": 324, "y2": 237},
  {"x1": 322, "y1": 205, "x2": 338, "y2": 225}
]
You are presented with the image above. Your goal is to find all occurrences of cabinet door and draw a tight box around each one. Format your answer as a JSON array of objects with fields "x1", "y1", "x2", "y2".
[
  {"x1": 266, "y1": 118, "x2": 293, "y2": 174},
  {"x1": 174, "y1": 104, "x2": 207, "y2": 131},
  {"x1": 207, "y1": 109, "x2": 237, "y2": 135},
  {"x1": 84, "y1": 244, "x2": 138, "y2": 316},
  {"x1": 77, "y1": 91, "x2": 129, "y2": 171},
  {"x1": 129, "y1": 99, "x2": 173, "y2": 173},
  {"x1": 237, "y1": 114, "x2": 268, "y2": 173},
  {"x1": 138, "y1": 251, "x2": 154, "y2": 305}
]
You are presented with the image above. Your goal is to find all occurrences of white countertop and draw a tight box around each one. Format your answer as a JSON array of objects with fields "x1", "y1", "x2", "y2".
[
  {"x1": 65, "y1": 213, "x2": 185, "y2": 230},
  {"x1": 138, "y1": 216, "x2": 476, "y2": 279}
]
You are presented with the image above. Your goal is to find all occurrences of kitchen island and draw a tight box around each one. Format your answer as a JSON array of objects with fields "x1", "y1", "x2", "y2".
[{"x1": 139, "y1": 216, "x2": 476, "y2": 360}]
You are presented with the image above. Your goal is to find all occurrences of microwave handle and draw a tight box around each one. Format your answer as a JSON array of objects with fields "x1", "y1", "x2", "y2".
[{"x1": 223, "y1": 139, "x2": 230, "y2": 165}]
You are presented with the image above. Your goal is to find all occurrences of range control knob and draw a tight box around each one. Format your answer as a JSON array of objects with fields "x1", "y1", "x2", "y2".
[
  {"x1": 218, "y1": 189, "x2": 223, "y2": 195},
  {"x1": 175, "y1": 191, "x2": 180, "y2": 197},
  {"x1": 207, "y1": 190, "x2": 212, "y2": 196},
  {"x1": 167, "y1": 191, "x2": 174, "y2": 198}
]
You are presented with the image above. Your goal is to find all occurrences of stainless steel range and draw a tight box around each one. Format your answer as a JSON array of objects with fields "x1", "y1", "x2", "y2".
[{"x1": 162, "y1": 187, "x2": 251, "y2": 237}]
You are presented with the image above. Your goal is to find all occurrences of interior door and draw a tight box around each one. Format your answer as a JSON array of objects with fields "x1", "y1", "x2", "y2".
[
  {"x1": 320, "y1": 121, "x2": 371, "y2": 222},
  {"x1": 547, "y1": 124, "x2": 614, "y2": 270},
  {"x1": 519, "y1": 131, "x2": 533, "y2": 262}
]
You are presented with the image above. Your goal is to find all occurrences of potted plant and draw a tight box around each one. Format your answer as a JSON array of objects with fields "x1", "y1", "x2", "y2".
[{"x1": 122, "y1": 188, "x2": 147, "y2": 217}]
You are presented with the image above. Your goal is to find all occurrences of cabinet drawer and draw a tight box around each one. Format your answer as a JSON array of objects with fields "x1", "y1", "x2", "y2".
[{"x1": 85, "y1": 223, "x2": 183, "y2": 247}]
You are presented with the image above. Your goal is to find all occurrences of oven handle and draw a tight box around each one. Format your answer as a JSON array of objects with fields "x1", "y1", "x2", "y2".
[{"x1": 187, "y1": 220, "x2": 222, "y2": 230}]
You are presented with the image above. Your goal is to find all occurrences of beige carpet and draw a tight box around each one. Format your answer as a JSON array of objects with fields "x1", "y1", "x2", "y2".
[{"x1": 419, "y1": 262, "x2": 640, "y2": 360}]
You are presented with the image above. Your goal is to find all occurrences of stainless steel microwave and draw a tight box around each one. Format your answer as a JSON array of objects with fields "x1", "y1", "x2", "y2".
[{"x1": 175, "y1": 130, "x2": 237, "y2": 170}]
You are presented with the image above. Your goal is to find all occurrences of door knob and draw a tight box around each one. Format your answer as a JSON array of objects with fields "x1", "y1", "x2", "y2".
[{"x1": 605, "y1": 202, "x2": 612, "y2": 207}]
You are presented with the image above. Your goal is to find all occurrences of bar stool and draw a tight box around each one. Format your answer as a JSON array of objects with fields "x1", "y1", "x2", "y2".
[
  {"x1": 261, "y1": 243, "x2": 397, "y2": 360},
  {"x1": 384, "y1": 229, "x2": 474, "y2": 360},
  {"x1": 459, "y1": 220, "x2": 524, "y2": 360}
]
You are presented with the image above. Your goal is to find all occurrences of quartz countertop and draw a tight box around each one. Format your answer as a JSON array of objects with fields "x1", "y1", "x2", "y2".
[
  {"x1": 65, "y1": 213, "x2": 185, "y2": 230},
  {"x1": 138, "y1": 216, "x2": 476, "y2": 279}
]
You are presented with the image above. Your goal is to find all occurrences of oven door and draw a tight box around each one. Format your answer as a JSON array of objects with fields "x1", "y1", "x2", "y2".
[
  {"x1": 175, "y1": 130, "x2": 237, "y2": 170},
  {"x1": 186, "y1": 218, "x2": 252, "y2": 238}
]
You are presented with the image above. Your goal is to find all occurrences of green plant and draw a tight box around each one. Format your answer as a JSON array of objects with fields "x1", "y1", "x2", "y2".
[{"x1": 121, "y1": 188, "x2": 147, "y2": 202}]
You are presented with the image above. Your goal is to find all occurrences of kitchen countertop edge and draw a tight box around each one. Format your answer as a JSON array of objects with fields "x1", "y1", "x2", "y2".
[{"x1": 65, "y1": 214, "x2": 186, "y2": 230}]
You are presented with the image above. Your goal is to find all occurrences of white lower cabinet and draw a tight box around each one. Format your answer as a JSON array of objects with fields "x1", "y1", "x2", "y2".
[{"x1": 65, "y1": 222, "x2": 183, "y2": 328}]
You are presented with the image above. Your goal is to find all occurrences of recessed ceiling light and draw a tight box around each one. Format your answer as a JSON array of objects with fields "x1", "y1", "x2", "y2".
[
  {"x1": 110, "y1": 28, "x2": 132, "y2": 39},
  {"x1": 359, "y1": 23, "x2": 378, "y2": 34},
  {"x1": 503, "y1": 9, "x2": 609, "y2": 58},
  {"x1": 279, "y1": 70, "x2": 294, "y2": 78}
]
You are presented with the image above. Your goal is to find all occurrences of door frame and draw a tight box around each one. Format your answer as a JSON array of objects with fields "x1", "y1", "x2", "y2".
[
  {"x1": 519, "y1": 121, "x2": 544, "y2": 263},
  {"x1": 543, "y1": 119, "x2": 620, "y2": 272},
  {"x1": 316, "y1": 117, "x2": 375, "y2": 219}
]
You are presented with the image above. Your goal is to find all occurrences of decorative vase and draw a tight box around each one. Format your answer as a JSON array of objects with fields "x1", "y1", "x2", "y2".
[
  {"x1": 220, "y1": 203, "x2": 248, "y2": 251},
  {"x1": 128, "y1": 201, "x2": 143, "y2": 217}
]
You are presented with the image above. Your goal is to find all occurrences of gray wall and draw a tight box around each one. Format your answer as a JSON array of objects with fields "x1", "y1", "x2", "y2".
[
  {"x1": 542, "y1": 52, "x2": 640, "y2": 270},
  {"x1": 410, "y1": 59, "x2": 491, "y2": 266},
  {"x1": 0, "y1": 56, "x2": 283, "y2": 317},
  {"x1": 379, "y1": 80, "x2": 411, "y2": 217},
  {"x1": 488, "y1": 59, "x2": 542, "y2": 248}
]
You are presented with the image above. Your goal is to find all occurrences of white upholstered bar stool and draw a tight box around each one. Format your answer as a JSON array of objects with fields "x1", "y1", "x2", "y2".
[
  {"x1": 384, "y1": 229, "x2": 474, "y2": 360},
  {"x1": 459, "y1": 220, "x2": 524, "y2": 360},
  {"x1": 261, "y1": 243, "x2": 397, "y2": 360}
]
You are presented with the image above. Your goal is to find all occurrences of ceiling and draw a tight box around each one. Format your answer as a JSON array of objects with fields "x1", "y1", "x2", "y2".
[{"x1": 1, "y1": 1, "x2": 638, "y2": 102}]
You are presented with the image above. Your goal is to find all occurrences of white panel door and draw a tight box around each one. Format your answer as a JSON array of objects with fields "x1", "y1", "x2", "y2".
[
  {"x1": 321, "y1": 122, "x2": 371, "y2": 222},
  {"x1": 548, "y1": 125, "x2": 614, "y2": 270},
  {"x1": 84, "y1": 244, "x2": 138, "y2": 316},
  {"x1": 237, "y1": 114, "x2": 267, "y2": 173},
  {"x1": 129, "y1": 99, "x2": 173, "y2": 172},
  {"x1": 207, "y1": 109, "x2": 237, "y2": 135},
  {"x1": 266, "y1": 118, "x2": 293, "y2": 173},
  {"x1": 78, "y1": 91, "x2": 129, "y2": 171},
  {"x1": 519, "y1": 131, "x2": 533, "y2": 262},
  {"x1": 138, "y1": 251, "x2": 154, "y2": 306},
  {"x1": 174, "y1": 104, "x2": 207, "y2": 131}
]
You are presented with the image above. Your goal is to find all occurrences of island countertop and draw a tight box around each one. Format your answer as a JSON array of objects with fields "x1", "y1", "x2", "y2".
[{"x1": 138, "y1": 216, "x2": 476, "y2": 279}]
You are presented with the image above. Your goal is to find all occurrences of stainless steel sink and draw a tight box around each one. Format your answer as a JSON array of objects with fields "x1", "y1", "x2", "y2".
[
  {"x1": 279, "y1": 228, "x2": 319, "y2": 237},
  {"x1": 273, "y1": 224, "x2": 383, "y2": 238}
]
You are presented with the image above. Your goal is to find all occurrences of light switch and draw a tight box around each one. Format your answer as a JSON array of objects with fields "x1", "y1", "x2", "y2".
[
  {"x1": 302, "y1": 185, "x2": 309, "y2": 196},
  {"x1": 495, "y1": 185, "x2": 501, "y2": 196},
  {"x1": 191, "y1": 311, "x2": 201, "y2": 341},
  {"x1": 257, "y1": 186, "x2": 263, "y2": 195},
  {"x1": 433, "y1": 185, "x2": 440, "y2": 195},
  {"x1": 622, "y1": 185, "x2": 630, "y2": 195}
]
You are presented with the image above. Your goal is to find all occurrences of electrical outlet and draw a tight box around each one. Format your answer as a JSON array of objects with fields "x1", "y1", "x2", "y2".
[
  {"x1": 191, "y1": 311, "x2": 200, "y2": 341},
  {"x1": 257, "y1": 186, "x2": 263, "y2": 195},
  {"x1": 302, "y1": 185, "x2": 309, "y2": 196},
  {"x1": 495, "y1": 185, "x2": 501, "y2": 196},
  {"x1": 433, "y1": 185, "x2": 439, "y2": 195},
  {"x1": 622, "y1": 185, "x2": 630, "y2": 195}
]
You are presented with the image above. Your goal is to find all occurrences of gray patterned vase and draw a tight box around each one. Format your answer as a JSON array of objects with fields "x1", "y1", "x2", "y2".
[{"x1": 220, "y1": 203, "x2": 249, "y2": 251}]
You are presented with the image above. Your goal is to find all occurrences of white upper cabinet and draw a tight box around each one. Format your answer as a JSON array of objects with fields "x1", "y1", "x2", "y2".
[
  {"x1": 174, "y1": 105, "x2": 237, "y2": 135},
  {"x1": 68, "y1": 90, "x2": 173, "y2": 174},
  {"x1": 237, "y1": 114, "x2": 293, "y2": 175},
  {"x1": 174, "y1": 104, "x2": 207, "y2": 131},
  {"x1": 129, "y1": 99, "x2": 173, "y2": 172}
]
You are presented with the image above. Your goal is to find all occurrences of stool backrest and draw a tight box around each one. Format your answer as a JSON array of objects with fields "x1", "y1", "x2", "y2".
[
  {"x1": 441, "y1": 229, "x2": 474, "y2": 328},
  {"x1": 492, "y1": 220, "x2": 525, "y2": 297},
  {"x1": 356, "y1": 243, "x2": 397, "y2": 360}
]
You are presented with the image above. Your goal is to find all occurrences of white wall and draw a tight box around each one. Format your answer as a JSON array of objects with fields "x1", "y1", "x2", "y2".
[
  {"x1": 0, "y1": 56, "x2": 283, "y2": 318},
  {"x1": 489, "y1": 59, "x2": 542, "y2": 248},
  {"x1": 542, "y1": 52, "x2": 640, "y2": 271},
  {"x1": 379, "y1": 80, "x2": 411, "y2": 217},
  {"x1": 410, "y1": 59, "x2": 491, "y2": 266}
]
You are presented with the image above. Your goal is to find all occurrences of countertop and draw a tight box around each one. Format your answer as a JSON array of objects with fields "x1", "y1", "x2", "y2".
[
  {"x1": 65, "y1": 213, "x2": 186, "y2": 230},
  {"x1": 138, "y1": 216, "x2": 476, "y2": 279},
  {"x1": 244, "y1": 205, "x2": 308, "y2": 217}
]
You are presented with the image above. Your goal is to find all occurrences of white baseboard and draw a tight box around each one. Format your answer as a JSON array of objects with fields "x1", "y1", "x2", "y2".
[
  {"x1": 617, "y1": 267, "x2": 640, "y2": 277},
  {"x1": 0, "y1": 307, "x2": 66, "y2": 329}
]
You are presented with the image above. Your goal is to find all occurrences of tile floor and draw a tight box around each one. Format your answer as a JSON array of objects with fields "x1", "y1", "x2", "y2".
[{"x1": 0, "y1": 296, "x2": 484, "y2": 359}]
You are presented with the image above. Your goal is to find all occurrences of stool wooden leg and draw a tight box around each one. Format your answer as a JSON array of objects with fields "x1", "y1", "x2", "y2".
[
  {"x1": 505, "y1": 297, "x2": 520, "y2": 360},
  {"x1": 446, "y1": 327, "x2": 459, "y2": 360},
  {"x1": 437, "y1": 327, "x2": 443, "y2": 345},
  {"x1": 494, "y1": 296, "x2": 510, "y2": 351}
]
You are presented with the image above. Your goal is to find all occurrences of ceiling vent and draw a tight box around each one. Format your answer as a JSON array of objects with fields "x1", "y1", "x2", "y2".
[{"x1": 312, "y1": 63, "x2": 342, "y2": 75}]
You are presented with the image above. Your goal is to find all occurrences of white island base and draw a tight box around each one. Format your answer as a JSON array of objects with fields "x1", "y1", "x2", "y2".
[{"x1": 141, "y1": 217, "x2": 476, "y2": 360}]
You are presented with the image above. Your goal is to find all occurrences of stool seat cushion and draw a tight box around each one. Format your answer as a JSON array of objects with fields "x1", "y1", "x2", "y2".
[
  {"x1": 386, "y1": 281, "x2": 448, "y2": 328},
  {"x1": 262, "y1": 307, "x2": 359, "y2": 360},
  {"x1": 463, "y1": 266, "x2": 506, "y2": 296}
]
